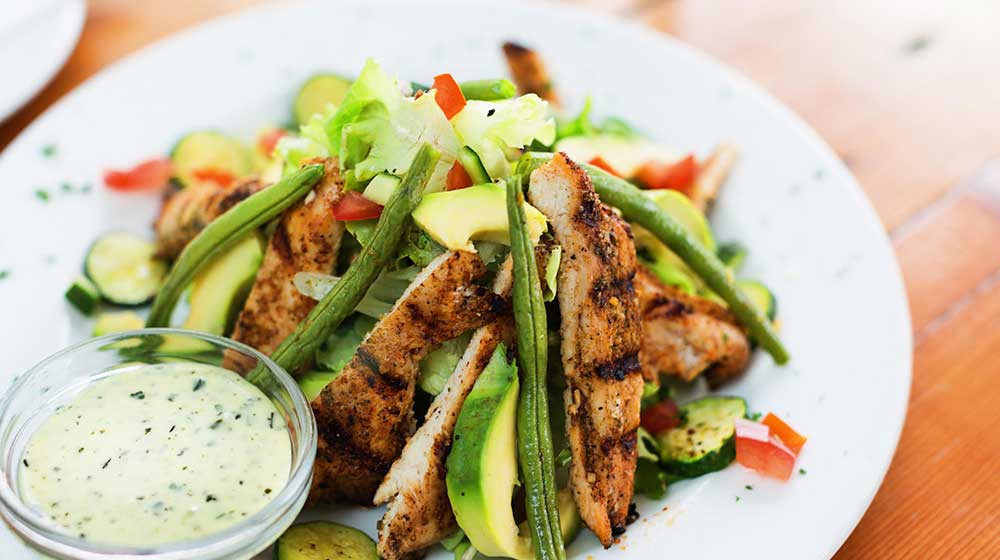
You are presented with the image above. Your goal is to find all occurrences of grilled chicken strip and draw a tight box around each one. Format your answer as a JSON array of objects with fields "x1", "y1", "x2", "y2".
[
  {"x1": 373, "y1": 240, "x2": 557, "y2": 560},
  {"x1": 229, "y1": 159, "x2": 343, "y2": 356},
  {"x1": 311, "y1": 251, "x2": 502, "y2": 504},
  {"x1": 635, "y1": 266, "x2": 751, "y2": 387},
  {"x1": 502, "y1": 41, "x2": 559, "y2": 106},
  {"x1": 527, "y1": 153, "x2": 643, "y2": 547},
  {"x1": 153, "y1": 177, "x2": 265, "y2": 259}
]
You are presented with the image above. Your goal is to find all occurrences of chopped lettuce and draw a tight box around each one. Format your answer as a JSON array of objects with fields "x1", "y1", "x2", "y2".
[
  {"x1": 556, "y1": 95, "x2": 639, "y2": 141},
  {"x1": 452, "y1": 94, "x2": 555, "y2": 180},
  {"x1": 276, "y1": 104, "x2": 337, "y2": 171},
  {"x1": 293, "y1": 267, "x2": 418, "y2": 318},
  {"x1": 331, "y1": 59, "x2": 460, "y2": 191},
  {"x1": 315, "y1": 314, "x2": 377, "y2": 373},
  {"x1": 418, "y1": 331, "x2": 473, "y2": 395}
]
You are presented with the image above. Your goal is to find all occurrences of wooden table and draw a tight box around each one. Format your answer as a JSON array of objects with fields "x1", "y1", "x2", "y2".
[{"x1": 2, "y1": 1, "x2": 997, "y2": 557}]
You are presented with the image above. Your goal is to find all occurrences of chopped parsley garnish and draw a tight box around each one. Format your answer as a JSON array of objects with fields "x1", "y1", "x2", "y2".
[
  {"x1": 130, "y1": 391, "x2": 145, "y2": 400},
  {"x1": 0, "y1": 269, "x2": 10, "y2": 281},
  {"x1": 209, "y1": 419, "x2": 223, "y2": 430},
  {"x1": 34, "y1": 189, "x2": 50, "y2": 202},
  {"x1": 799, "y1": 468, "x2": 807, "y2": 475},
  {"x1": 41, "y1": 144, "x2": 57, "y2": 158},
  {"x1": 192, "y1": 378, "x2": 205, "y2": 392},
  {"x1": 101, "y1": 458, "x2": 111, "y2": 469},
  {"x1": 747, "y1": 411, "x2": 762, "y2": 421},
  {"x1": 745, "y1": 484, "x2": 753, "y2": 491},
  {"x1": 205, "y1": 494, "x2": 217, "y2": 502}
]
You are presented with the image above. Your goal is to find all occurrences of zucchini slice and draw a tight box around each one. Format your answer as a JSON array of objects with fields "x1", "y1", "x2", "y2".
[
  {"x1": 457, "y1": 146, "x2": 491, "y2": 184},
  {"x1": 92, "y1": 311, "x2": 144, "y2": 337},
  {"x1": 738, "y1": 279, "x2": 777, "y2": 322},
  {"x1": 274, "y1": 521, "x2": 377, "y2": 560},
  {"x1": 658, "y1": 396, "x2": 747, "y2": 478},
  {"x1": 170, "y1": 130, "x2": 252, "y2": 188},
  {"x1": 84, "y1": 233, "x2": 167, "y2": 306},
  {"x1": 64, "y1": 276, "x2": 100, "y2": 315},
  {"x1": 293, "y1": 74, "x2": 352, "y2": 125}
]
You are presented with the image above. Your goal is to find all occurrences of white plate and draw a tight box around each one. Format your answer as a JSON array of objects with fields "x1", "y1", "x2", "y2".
[
  {"x1": 0, "y1": 0, "x2": 86, "y2": 123},
  {"x1": 0, "y1": 1, "x2": 912, "y2": 558}
]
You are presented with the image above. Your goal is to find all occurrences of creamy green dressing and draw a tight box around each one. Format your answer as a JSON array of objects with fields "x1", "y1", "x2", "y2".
[{"x1": 19, "y1": 362, "x2": 291, "y2": 547}]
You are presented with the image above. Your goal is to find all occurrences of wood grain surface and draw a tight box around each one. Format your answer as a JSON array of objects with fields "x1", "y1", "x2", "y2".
[{"x1": 2, "y1": 1, "x2": 997, "y2": 557}]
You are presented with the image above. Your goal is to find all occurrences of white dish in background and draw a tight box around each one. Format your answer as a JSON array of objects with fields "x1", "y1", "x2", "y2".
[
  {"x1": 0, "y1": 0, "x2": 86, "y2": 123},
  {"x1": 0, "y1": 1, "x2": 912, "y2": 558}
]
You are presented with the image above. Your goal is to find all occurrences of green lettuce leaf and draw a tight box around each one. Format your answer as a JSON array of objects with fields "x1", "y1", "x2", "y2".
[
  {"x1": 330, "y1": 59, "x2": 460, "y2": 192},
  {"x1": 275, "y1": 104, "x2": 338, "y2": 171},
  {"x1": 451, "y1": 94, "x2": 555, "y2": 180}
]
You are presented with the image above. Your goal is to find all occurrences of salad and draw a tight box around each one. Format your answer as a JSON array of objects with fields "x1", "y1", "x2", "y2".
[{"x1": 66, "y1": 42, "x2": 805, "y2": 559}]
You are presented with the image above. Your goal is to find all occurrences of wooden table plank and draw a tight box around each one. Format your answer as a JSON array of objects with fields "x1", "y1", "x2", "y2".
[{"x1": 2, "y1": 1, "x2": 999, "y2": 558}]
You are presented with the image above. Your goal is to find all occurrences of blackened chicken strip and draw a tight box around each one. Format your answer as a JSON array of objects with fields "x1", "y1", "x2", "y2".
[
  {"x1": 502, "y1": 41, "x2": 560, "y2": 106},
  {"x1": 527, "y1": 153, "x2": 643, "y2": 547},
  {"x1": 635, "y1": 266, "x2": 751, "y2": 387},
  {"x1": 153, "y1": 177, "x2": 265, "y2": 259},
  {"x1": 310, "y1": 250, "x2": 501, "y2": 505},
  {"x1": 229, "y1": 159, "x2": 344, "y2": 357},
  {"x1": 373, "y1": 240, "x2": 557, "y2": 560}
]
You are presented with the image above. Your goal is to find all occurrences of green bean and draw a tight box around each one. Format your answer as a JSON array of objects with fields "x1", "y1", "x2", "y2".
[
  {"x1": 459, "y1": 79, "x2": 517, "y2": 101},
  {"x1": 507, "y1": 174, "x2": 565, "y2": 560},
  {"x1": 146, "y1": 165, "x2": 324, "y2": 328},
  {"x1": 268, "y1": 144, "x2": 441, "y2": 375},
  {"x1": 515, "y1": 152, "x2": 789, "y2": 364}
]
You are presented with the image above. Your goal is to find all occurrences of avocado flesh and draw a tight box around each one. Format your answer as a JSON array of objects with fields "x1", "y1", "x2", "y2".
[
  {"x1": 412, "y1": 183, "x2": 547, "y2": 252},
  {"x1": 554, "y1": 134, "x2": 681, "y2": 178},
  {"x1": 446, "y1": 344, "x2": 533, "y2": 560},
  {"x1": 183, "y1": 233, "x2": 263, "y2": 336}
]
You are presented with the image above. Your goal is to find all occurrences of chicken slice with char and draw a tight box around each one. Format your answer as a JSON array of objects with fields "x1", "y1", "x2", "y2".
[
  {"x1": 527, "y1": 153, "x2": 643, "y2": 547},
  {"x1": 229, "y1": 159, "x2": 344, "y2": 356},
  {"x1": 310, "y1": 250, "x2": 502, "y2": 504},
  {"x1": 373, "y1": 239, "x2": 557, "y2": 560},
  {"x1": 153, "y1": 177, "x2": 265, "y2": 259},
  {"x1": 635, "y1": 266, "x2": 751, "y2": 387}
]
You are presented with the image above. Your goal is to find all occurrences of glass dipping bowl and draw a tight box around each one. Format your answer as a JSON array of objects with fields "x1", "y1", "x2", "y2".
[{"x1": 0, "y1": 329, "x2": 316, "y2": 560}]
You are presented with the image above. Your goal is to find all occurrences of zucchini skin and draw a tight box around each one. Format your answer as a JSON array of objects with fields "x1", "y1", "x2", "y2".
[
  {"x1": 657, "y1": 396, "x2": 746, "y2": 479},
  {"x1": 84, "y1": 233, "x2": 167, "y2": 307},
  {"x1": 662, "y1": 436, "x2": 736, "y2": 478}
]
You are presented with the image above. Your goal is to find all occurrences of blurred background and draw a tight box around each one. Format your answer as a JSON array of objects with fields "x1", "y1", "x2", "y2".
[{"x1": 1, "y1": 1, "x2": 997, "y2": 558}]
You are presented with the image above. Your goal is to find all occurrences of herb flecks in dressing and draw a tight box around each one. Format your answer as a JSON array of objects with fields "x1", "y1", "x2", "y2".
[{"x1": 20, "y1": 363, "x2": 291, "y2": 547}]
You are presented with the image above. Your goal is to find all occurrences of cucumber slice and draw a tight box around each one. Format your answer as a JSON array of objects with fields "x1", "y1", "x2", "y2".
[
  {"x1": 717, "y1": 241, "x2": 748, "y2": 271},
  {"x1": 457, "y1": 146, "x2": 491, "y2": 184},
  {"x1": 65, "y1": 276, "x2": 100, "y2": 315},
  {"x1": 92, "y1": 311, "x2": 144, "y2": 337},
  {"x1": 293, "y1": 74, "x2": 352, "y2": 125},
  {"x1": 85, "y1": 233, "x2": 167, "y2": 306},
  {"x1": 658, "y1": 396, "x2": 746, "y2": 478},
  {"x1": 362, "y1": 173, "x2": 400, "y2": 206},
  {"x1": 170, "y1": 130, "x2": 252, "y2": 188},
  {"x1": 738, "y1": 279, "x2": 777, "y2": 322},
  {"x1": 274, "y1": 521, "x2": 377, "y2": 560}
]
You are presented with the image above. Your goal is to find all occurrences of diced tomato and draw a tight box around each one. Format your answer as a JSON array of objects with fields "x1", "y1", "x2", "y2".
[
  {"x1": 637, "y1": 154, "x2": 698, "y2": 192},
  {"x1": 587, "y1": 156, "x2": 621, "y2": 177},
  {"x1": 432, "y1": 73, "x2": 466, "y2": 119},
  {"x1": 762, "y1": 413, "x2": 807, "y2": 455},
  {"x1": 734, "y1": 418, "x2": 796, "y2": 481},
  {"x1": 103, "y1": 157, "x2": 172, "y2": 191},
  {"x1": 190, "y1": 168, "x2": 236, "y2": 187},
  {"x1": 257, "y1": 128, "x2": 288, "y2": 156},
  {"x1": 446, "y1": 162, "x2": 474, "y2": 191},
  {"x1": 640, "y1": 398, "x2": 681, "y2": 434},
  {"x1": 332, "y1": 191, "x2": 383, "y2": 221}
]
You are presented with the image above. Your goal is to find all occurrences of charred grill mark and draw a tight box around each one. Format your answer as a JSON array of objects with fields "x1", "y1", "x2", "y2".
[
  {"x1": 356, "y1": 346, "x2": 382, "y2": 377},
  {"x1": 593, "y1": 353, "x2": 640, "y2": 381},
  {"x1": 589, "y1": 273, "x2": 636, "y2": 307}
]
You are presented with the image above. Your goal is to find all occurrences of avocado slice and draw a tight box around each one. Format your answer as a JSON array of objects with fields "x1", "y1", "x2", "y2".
[
  {"x1": 412, "y1": 183, "x2": 547, "y2": 252},
  {"x1": 445, "y1": 344, "x2": 581, "y2": 558},
  {"x1": 182, "y1": 233, "x2": 263, "y2": 336},
  {"x1": 446, "y1": 344, "x2": 532, "y2": 559}
]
